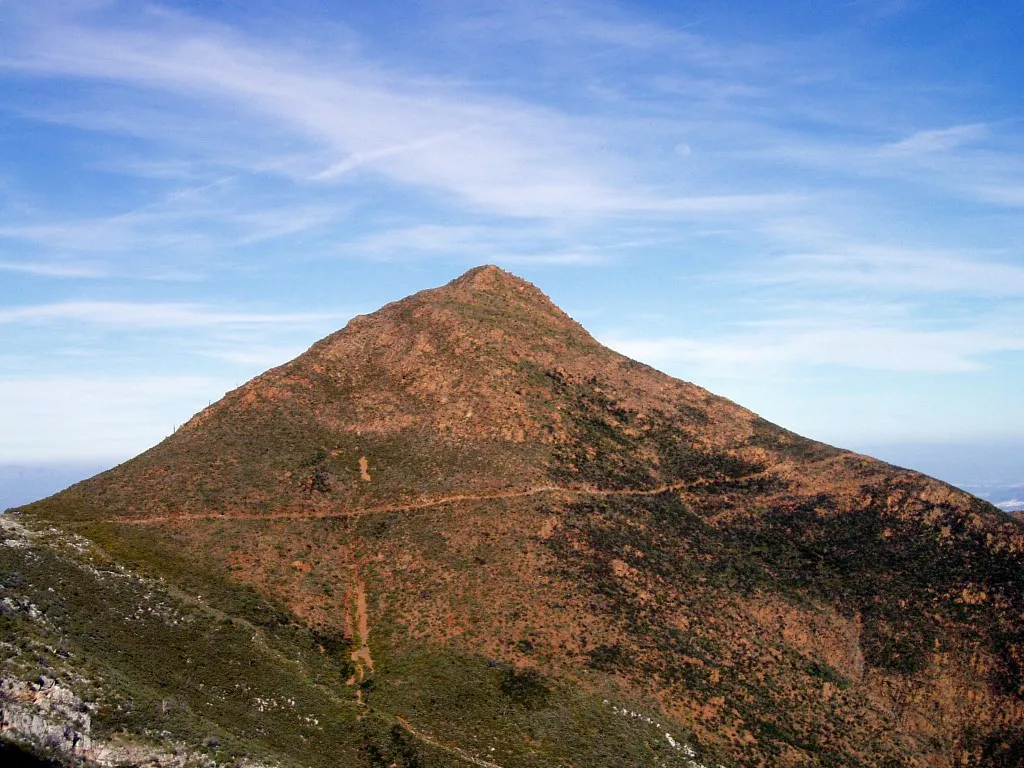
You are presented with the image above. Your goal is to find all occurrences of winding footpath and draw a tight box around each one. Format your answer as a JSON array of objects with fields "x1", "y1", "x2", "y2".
[{"x1": 101, "y1": 477, "x2": 750, "y2": 527}]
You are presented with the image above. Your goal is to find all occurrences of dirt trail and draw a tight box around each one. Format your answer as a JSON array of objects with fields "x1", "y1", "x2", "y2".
[
  {"x1": 346, "y1": 576, "x2": 375, "y2": 704},
  {"x1": 104, "y1": 476, "x2": 753, "y2": 527},
  {"x1": 396, "y1": 717, "x2": 504, "y2": 768}
]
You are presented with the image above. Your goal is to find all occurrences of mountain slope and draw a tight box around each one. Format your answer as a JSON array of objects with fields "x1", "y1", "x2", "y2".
[{"x1": 6, "y1": 265, "x2": 1024, "y2": 767}]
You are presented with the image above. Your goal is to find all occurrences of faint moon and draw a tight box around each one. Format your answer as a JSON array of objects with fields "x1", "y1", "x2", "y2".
[{"x1": 674, "y1": 143, "x2": 692, "y2": 157}]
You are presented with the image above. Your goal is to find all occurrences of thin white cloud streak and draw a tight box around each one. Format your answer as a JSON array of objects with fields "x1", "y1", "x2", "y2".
[
  {"x1": 0, "y1": 260, "x2": 106, "y2": 278},
  {"x1": 16, "y1": 99, "x2": 321, "y2": 182},
  {"x1": 883, "y1": 124, "x2": 989, "y2": 156},
  {"x1": 341, "y1": 223, "x2": 623, "y2": 266},
  {"x1": 349, "y1": 225, "x2": 495, "y2": 255},
  {"x1": 498, "y1": 251, "x2": 608, "y2": 266},
  {"x1": 312, "y1": 130, "x2": 473, "y2": 181},
  {"x1": 604, "y1": 319, "x2": 1024, "y2": 374},
  {"x1": 0, "y1": 258, "x2": 205, "y2": 282},
  {"x1": 448, "y1": 0, "x2": 777, "y2": 73},
  {"x1": 752, "y1": 123, "x2": 1024, "y2": 208},
  {"x1": 0, "y1": 301, "x2": 346, "y2": 329},
  {"x1": 0, "y1": 192, "x2": 340, "y2": 255},
  {"x1": 195, "y1": 344, "x2": 312, "y2": 368},
  {"x1": 760, "y1": 247, "x2": 1024, "y2": 297},
  {"x1": 607, "y1": 331, "x2": 1017, "y2": 374}
]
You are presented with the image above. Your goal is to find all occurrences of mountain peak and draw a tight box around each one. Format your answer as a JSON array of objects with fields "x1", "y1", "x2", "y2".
[
  {"x1": 436, "y1": 264, "x2": 562, "y2": 313},
  {"x1": 450, "y1": 263, "x2": 523, "y2": 289},
  {"x1": 370, "y1": 263, "x2": 598, "y2": 355}
]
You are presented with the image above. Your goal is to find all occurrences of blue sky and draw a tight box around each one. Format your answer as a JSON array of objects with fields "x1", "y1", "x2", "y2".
[{"x1": 0, "y1": 1, "x2": 1022, "y2": 488}]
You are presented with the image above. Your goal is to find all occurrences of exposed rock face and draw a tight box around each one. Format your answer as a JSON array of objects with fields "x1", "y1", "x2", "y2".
[
  {"x1": 9, "y1": 266, "x2": 1024, "y2": 767},
  {"x1": 0, "y1": 675, "x2": 266, "y2": 768},
  {"x1": 1, "y1": 676, "x2": 92, "y2": 760}
]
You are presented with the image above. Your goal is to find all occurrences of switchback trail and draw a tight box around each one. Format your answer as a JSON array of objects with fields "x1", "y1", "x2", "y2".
[{"x1": 101, "y1": 476, "x2": 757, "y2": 527}]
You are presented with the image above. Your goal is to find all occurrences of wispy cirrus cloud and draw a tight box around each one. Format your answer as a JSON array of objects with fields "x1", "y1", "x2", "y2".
[
  {"x1": 0, "y1": 1, "x2": 795, "y2": 222},
  {"x1": 341, "y1": 223, "x2": 665, "y2": 267},
  {"x1": 0, "y1": 186, "x2": 341, "y2": 255},
  {"x1": 0, "y1": 301, "x2": 346, "y2": 329},
  {"x1": 1, "y1": 8, "x2": 615, "y2": 219},
  {"x1": 757, "y1": 246, "x2": 1024, "y2": 298},
  {"x1": 604, "y1": 318, "x2": 1024, "y2": 375},
  {"x1": 0, "y1": 260, "x2": 107, "y2": 278},
  {"x1": 882, "y1": 123, "x2": 990, "y2": 156},
  {"x1": 752, "y1": 122, "x2": 1024, "y2": 209}
]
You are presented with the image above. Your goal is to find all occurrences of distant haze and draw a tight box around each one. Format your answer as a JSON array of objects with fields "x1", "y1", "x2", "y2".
[
  {"x1": 852, "y1": 441, "x2": 1024, "y2": 512},
  {"x1": 855, "y1": 441, "x2": 1024, "y2": 486},
  {"x1": 0, "y1": 463, "x2": 113, "y2": 511}
]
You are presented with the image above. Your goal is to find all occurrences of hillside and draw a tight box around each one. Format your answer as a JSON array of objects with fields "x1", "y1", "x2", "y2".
[{"x1": 4, "y1": 265, "x2": 1024, "y2": 767}]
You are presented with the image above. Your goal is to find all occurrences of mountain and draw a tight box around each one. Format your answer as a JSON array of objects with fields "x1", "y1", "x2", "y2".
[{"x1": 4, "y1": 265, "x2": 1024, "y2": 767}]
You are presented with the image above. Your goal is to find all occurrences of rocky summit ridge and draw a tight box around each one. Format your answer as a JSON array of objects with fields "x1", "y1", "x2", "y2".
[{"x1": 3, "y1": 265, "x2": 1024, "y2": 767}]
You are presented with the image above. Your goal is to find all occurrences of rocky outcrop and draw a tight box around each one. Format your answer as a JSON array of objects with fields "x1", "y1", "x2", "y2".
[
  {"x1": 1, "y1": 676, "x2": 92, "y2": 761},
  {"x1": 0, "y1": 675, "x2": 222, "y2": 767},
  {"x1": 1, "y1": 674, "x2": 277, "y2": 767}
]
